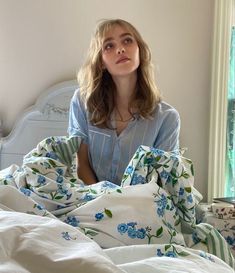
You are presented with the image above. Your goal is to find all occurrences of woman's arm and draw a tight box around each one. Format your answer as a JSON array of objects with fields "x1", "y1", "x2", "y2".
[
  {"x1": 77, "y1": 142, "x2": 97, "y2": 185},
  {"x1": 154, "y1": 109, "x2": 181, "y2": 151}
]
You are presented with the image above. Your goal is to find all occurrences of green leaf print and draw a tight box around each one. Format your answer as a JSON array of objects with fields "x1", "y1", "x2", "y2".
[
  {"x1": 165, "y1": 244, "x2": 172, "y2": 251},
  {"x1": 70, "y1": 178, "x2": 77, "y2": 183},
  {"x1": 48, "y1": 159, "x2": 57, "y2": 168},
  {"x1": 184, "y1": 187, "x2": 192, "y2": 193},
  {"x1": 182, "y1": 172, "x2": 190, "y2": 179},
  {"x1": 178, "y1": 251, "x2": 189, "y2": 257},
  {"x1": 54, "y1": 195, "x2": 64, "y2": 200},
  {"x1": 190, "y1": 164, "x2": 194, "y2": 176},
  {"x1": 31, "y1": 168, "x2": 40, "y2": 173},
  {"x1": 3, "y1": 180, "x2": 8, "y2": 185},
  {"x1": 174, "y1": 218, "x2": 180, "y2": 226},
  {"x1": 156, "y1": 226, "x2": 163, "y2": 237},
  {"x1": 85, "y1": 229, "x2": 99, "y2": 237},
  {"x1": 89, "y1": 188, "x2": 97, "y2": 194},
  {"x1": 104, "y1": 208, "x2": 113, "y2": 218}
]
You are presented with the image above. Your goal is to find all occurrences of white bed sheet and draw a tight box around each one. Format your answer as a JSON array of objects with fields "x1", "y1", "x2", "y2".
[{"x1": 0, "y1": 210, "x2": 233, "y2": 273}]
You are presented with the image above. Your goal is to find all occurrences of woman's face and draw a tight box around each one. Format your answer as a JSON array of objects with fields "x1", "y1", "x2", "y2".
[{"x1": 101, "y1": 25, "x2": 140, "y2": 78}]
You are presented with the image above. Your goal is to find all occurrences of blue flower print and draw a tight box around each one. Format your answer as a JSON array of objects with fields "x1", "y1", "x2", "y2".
[
  {"x1": 127, "y1": 222, "x2": 137, "y2": 228},
  {"x1": 66, "y1": 193, "x2": 72, "y2": 200},
  {"x1": 37, "y1": 175, "x2": 46, "y2": 185},
  {"x1": 187, "y1": 194, "x2": 193, "y2": 203},
  {"x1": 145, "y1": 157, "x2": 153, "y2": 165},
  {"x1": 136, "y1": 228, "x2": 146, "y2": 239},
  {"x1": 35, "y1": 204, "x2": 44, "y2": 210},
  {"x1": 179, "y1": 187, "x2": 184, "y2": 196},
  {"x1": 225, "y1": 235, "x2": 235, "y2": 246},
  {"x1": 165, "y1": 251, "x2": 177, "y2": 257},
  {"x1": 45, "y1": 151, "x2": 58, "y2": 160},
  {"x1": 5, "y1": 174, "x2": 13, "y2": 179},
  {"x1": 156, "y1": 194, "x2": 168, "y2": 209},
  {"x1": 81, "y1": 193, "x2": 95, "y2": 202},
  {"x1": 56, "y1": 176, "x2": 64, "y2": 183},
  {"x1": 102, "y1": 181, "x2": 118, "y2": 189},
  {"x1": 127, "y1": 227, "x2": 137, "y2": 239},
  {"x1": 61, "y1": 231, "x2": 76, "y2": 241},
  {"x1": 56, "y1": 168, "x2": 64, "y2": 175},
  {"x1": 160, "y1": 170, "x2": 169, "y2": 180},
  {"x1": 157, "y1": 207, "x2": 164, "y2": 217},
  {"x1": 57, "y1": 184, "x2": 68, "y2": 195},
  {"x1": 45, "y1": 138, "x2": 52, "y2": 144},
  {"x1": 126, "y1": 166, "x2": 134, "y2": 174},
  {"x1": 192, "y1": 231, "x2": 201, "y2": 244},
  {"x1": 65, "y1": 216, "x2": 80, "y2": 227},
  {"x1": 20, "y1": 187, "x2": 32, "y2": 196},
  {"x1": 56, "y1": 139, "x2": 62, "y2": 145},
  {"x1": 166, "y1": 175, "x2": 172, "y2": 184},
  {"x1": 117, "y1": 223, "x2": 128, "y2": 234},
  {"x1": 156, "y1": 249, "x2": 164, "y2": 257},
  {"x1": 131, "y1": 174, "x2": 146, "y2": 185},
  {"x1": 199, "y1": 251, "x2": 215, "y2": 262},
  {"x1": 117, "y1": 222, "x2": 147, "y2": 240},
  {"x1": 95, "y1": 212, "x2": 104, "y2": 221},
  {"x1": 150, "y1": 147, "x2": 164, "y2": 156}
]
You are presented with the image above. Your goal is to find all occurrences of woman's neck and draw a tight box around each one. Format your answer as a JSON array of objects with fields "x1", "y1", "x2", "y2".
[{"x1": 112, "y1": 73, "x2": 137, "y2": 107}]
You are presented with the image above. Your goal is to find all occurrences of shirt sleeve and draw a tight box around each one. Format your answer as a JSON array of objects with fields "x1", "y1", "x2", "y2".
[
  {"x1": 67, "y1": 89, "x2": 88, "y2": 144},
  {"x1": 153, "y1": 108, "x2": 181, "y2": 151}
]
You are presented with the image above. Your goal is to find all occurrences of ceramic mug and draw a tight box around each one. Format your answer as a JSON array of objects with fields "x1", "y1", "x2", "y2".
[{"x1": 211, "y1": 202, "x2": 234, "y2": 219}]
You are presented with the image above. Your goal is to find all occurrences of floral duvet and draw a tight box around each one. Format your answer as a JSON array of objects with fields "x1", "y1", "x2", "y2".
[{"x1": 0, "y1": 136, "x2": 234, "y2": 272}]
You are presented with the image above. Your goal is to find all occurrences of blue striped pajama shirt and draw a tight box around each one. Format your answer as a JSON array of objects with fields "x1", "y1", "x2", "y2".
[{"x1": 68, "y1": 89, "x2": 180, "y2": 185}]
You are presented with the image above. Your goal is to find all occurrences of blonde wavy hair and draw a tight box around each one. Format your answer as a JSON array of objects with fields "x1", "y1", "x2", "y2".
[{"x1": 77, "y1": 19, "x2": 161, "y2": 128}]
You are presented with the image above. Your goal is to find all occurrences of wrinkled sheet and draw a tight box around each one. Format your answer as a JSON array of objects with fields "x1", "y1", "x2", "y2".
[
  {"x1": 0, "y1": 210, "x2": 233, "y2": 273},
  {"x1": 0, "y1": 136, "x2": 234, "y2": 271}
]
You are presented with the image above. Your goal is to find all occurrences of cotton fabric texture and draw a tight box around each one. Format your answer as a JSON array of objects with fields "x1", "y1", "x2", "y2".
[{"x1": 68, "y1": 89, "x2": 180, "y2": 185}]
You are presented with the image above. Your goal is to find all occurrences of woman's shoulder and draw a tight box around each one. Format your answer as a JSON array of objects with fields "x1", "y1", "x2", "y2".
[
  {"x1": 70, "y1": 88, "x2": 87, "y2": 112},
  {"x1": 72, "y1": 88, "x2": 85, "y2": 104},
  {"x1": 72, "y1": 88, "x2": 82, "y2": 100},
  {"x1": 153, "y1": 100, "x2": 180, "y2": 124},
  {"x1": 157, "y1": 100, "x2": 179, "y2": 113}
]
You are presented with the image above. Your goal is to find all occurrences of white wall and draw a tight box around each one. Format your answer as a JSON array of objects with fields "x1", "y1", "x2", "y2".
[{"x1": 0, "y1": 0, "x2": 214, "y2": 199}]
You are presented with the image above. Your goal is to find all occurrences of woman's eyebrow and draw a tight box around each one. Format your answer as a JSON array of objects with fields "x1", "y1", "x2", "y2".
[{"x1": 103, "y1": 33, "x2": 133, "y2": 44}]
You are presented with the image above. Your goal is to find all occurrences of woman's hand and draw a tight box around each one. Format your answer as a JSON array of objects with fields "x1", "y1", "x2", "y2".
[{"x1": 77, "y1": 143, "x2": 97, "y2": 185}]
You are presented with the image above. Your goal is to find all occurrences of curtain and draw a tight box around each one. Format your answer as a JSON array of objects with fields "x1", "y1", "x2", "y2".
[{"x1": 225, "y1": 26, "x2": 235, "y2": 196}]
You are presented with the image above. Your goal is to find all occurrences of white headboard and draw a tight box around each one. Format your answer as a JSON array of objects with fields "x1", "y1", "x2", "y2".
[{"x1": 0, "y1": 80, "x2": 78, "y2": 170}]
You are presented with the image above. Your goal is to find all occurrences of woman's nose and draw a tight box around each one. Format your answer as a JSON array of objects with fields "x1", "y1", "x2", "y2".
[{"x1": 117, "y1": 47, "x2": 125, "y2": 54}]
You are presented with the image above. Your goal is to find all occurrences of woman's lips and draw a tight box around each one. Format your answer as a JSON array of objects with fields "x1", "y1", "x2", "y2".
[{"x1": 116, "y1": 57, "x2": 130, "y2": 64}]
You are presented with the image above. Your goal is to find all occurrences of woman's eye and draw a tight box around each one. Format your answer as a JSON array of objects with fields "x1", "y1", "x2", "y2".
[
  {"x1": 104, "y1": 43, "x2": 114, "y2": 51},
  {"x1": 124, "y1": 37, "x2": 133, "y2": 44}
]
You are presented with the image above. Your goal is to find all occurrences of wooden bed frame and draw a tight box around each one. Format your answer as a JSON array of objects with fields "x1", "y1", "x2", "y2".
[{"x1": 0, "y1": 80, "x2": 78, "y2": 170}]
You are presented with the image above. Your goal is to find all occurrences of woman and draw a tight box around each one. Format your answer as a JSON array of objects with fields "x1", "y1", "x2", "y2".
[{"x1": 68, "y1": 19, "x2": 180, "y2": 185}]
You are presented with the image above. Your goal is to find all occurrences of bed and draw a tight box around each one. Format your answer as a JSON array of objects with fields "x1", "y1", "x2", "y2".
[
  {"x1": 0, "y1": 80, "x2": 234, "y2": 273},
  {"x1": 0, "y1": 80, "x2": 78, "y2": 169}
]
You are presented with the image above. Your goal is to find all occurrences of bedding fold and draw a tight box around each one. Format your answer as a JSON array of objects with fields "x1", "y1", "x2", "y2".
[{"x1": 0, "y1": 135, "x2": 234, "y2": 270}]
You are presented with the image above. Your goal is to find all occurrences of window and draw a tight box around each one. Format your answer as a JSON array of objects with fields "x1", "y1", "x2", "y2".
[
  {"x1": 208, "y1": 0, "x2": 234, "y2": 202},
  {"x1": 225, "y1": 26, "x2": 235, "y2": 196}
]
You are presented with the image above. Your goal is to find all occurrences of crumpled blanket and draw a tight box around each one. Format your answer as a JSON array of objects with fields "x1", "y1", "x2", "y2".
[{"x1": 0, "y1": 136, "x2": 234, "y2": 268}]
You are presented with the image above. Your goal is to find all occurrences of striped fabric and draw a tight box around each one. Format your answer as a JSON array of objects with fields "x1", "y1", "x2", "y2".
[
  {"x1": 52, "y1": 136, "x2": 80, "y2": 167},
  {"x1": 196, "y1": 223, "x2": 234, "y2": 268},
  {"x1": 24, "y1": 136, "x2": 81, "y2": 174},
  {"x1": 68, "y1": 89, "x2": 181, "y2": 185}
]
